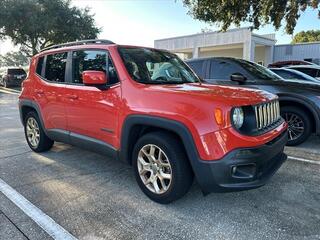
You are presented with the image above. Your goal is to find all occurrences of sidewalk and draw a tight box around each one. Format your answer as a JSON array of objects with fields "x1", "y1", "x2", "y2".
[
  {"x1": 0, "y1": 212, "x2": 27, "y2": 240},
  {"x1": 0, "y1": 193, "x2": 51, "y2": 240}
]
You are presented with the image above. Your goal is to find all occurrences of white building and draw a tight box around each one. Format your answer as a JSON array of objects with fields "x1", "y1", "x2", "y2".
[{"x1": 154, "y1": 27, "x2": 320, "y2": 66}]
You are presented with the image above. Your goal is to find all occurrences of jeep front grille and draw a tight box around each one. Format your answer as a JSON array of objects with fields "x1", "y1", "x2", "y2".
[{"x1": 254, "y1": 100, "x2": 280, "y2": 130}]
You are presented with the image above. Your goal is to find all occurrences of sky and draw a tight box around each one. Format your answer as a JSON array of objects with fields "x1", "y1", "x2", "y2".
[{"x1": 0, "y1": 0, "x2": 319, "y2": 54}]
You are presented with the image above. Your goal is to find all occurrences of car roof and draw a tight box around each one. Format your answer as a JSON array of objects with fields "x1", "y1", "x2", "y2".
[
  {"x1": 271, "y1": 67, "x2": 308, "y2": 75},
  {"x1": 185, "y1": 57, "x2": 242, "y2": 62},
  {"x1": 36, "y1": 40, "x2": 169, "y2": 58},
  {"x1": 271, "y1": 60, "x2": 311, "y2": 64},
  {"x1": 286, "y1": 65, "x2": 320, "y2": 69}
]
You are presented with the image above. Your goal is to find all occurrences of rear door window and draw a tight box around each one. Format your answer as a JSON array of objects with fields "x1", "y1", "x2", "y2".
[{"x1": 45, "y1": 52, "x2": 67, "y2": 82}]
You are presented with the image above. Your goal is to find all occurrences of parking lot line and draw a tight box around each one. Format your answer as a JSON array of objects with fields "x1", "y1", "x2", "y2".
[
  {"x1": 0, "y1": 88, "x2": 19, "y2": 95},
  {"x1": 288, "y1": 156, "x2": 320, "y2": 165},
  {"x1": 0, "y1": 178, "x2": 77, "y2": 240},
  {"x1": 0, "y1": 87, "x2": 21, "y2": 93}
]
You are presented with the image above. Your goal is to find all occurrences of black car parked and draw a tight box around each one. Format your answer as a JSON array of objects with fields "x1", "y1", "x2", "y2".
[
  {"x1": 187, "y1": 57, "x2": 320, "y2": 145},
  {"x1": 0, "y1": 68, "x2": 27, "y2": 88}
]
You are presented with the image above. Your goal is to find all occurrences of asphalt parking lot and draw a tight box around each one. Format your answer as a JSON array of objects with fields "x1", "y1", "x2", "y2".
[{"x1": 0, "y1": 87, "x2": 319, "y2": 240}]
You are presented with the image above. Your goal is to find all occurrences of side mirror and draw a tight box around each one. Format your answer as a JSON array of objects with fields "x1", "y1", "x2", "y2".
[
  {"x1": 82, "y1": 71, "x2": 108, "y2": 86},
  {"x1": 230, "y1": 73, "x2": 247, "y2": 83}
]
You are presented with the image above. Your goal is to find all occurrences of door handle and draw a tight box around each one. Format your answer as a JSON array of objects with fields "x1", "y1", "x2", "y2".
[
  {"x1": 67, "y1": 94, "x2": 78, "y2": 100},
  {"x1": 35, "y1": 89, "x2": 44, "y2": 94}
]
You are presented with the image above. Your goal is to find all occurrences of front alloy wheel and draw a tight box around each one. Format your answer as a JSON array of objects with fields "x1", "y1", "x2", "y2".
[
  {"x1": 281, "y1": 106, "x2": 311, "y2": 146},
  {"x1": 284, "y1": 113, "x2": 304, "y2": 142},
  {"x1": 133, "y1": 132, "x2": 193, "y2": 204},
  {"x1": 137, "y1": 144, "x2": 172, "y2": 194}
]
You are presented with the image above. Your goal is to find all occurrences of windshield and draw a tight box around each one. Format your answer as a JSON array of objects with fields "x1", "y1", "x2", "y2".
[
  {"x1": 236, "y1": 59, "x2": 283, "y2": 81},
  {"x1": 272, "y1": 69, "x2": 318, "y2": 82},
  {"x1": 118, "y1": 47, "x2": 200, "y2": 84}
]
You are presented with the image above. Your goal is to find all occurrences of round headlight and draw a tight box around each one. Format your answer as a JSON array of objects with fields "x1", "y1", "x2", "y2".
[{"x1": 232, "y1": 107, "x2": 244, "y2": 129}]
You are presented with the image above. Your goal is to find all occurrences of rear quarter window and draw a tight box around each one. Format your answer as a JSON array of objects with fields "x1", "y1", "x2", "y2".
[{"x1": 36, "y1": 56, "x2": 44, "y2": 76}]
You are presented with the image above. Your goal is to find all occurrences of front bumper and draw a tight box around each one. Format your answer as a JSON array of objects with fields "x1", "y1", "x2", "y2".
[{"x1": 193, "y1": 130, "x2": 288, "y2": 194}]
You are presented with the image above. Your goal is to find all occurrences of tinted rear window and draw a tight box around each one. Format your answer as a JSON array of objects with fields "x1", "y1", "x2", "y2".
[
  {"x1": 8, "y1": 69, "x2": 26, "y2": 75},
  {"x1": 293, "y1": 68, "x2": 318, "y2": 77},
  {"x1": 45, "y1": 52, "x2": 67, "y2": 82}
]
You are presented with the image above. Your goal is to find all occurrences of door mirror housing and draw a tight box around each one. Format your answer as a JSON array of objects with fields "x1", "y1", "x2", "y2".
[
  {"x1": 230, "y1": 73, "x2": 247, "y2": 83},
  {"x1": 82, "y1": 71, "x2": 108, "y2": 86}
]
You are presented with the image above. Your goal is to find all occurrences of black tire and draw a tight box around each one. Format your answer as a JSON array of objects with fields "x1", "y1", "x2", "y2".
[
  {"x1": 281, "y1": 106, "x2": 312, "y2": 146},
  {"x1": 24, "y1": 111, "x2": 54, "y2": 152},
  {"x1": 132, "y1": 131, "x2": 193, "y2": 204}
]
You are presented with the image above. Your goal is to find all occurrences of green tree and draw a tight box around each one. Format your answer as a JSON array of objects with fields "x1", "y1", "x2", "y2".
[
  {"x1": 0, "y1": 0, "x2": 101, "y2": 57},
  {"x1": 292, "y1": 30, "x2": 320, "y2": 43},
  {"x1": 0, "y1": 51, "x2": 29, "y2": 67},
  {"x1": 182, "y1": 0, "x2": 320, "y2": 34}
]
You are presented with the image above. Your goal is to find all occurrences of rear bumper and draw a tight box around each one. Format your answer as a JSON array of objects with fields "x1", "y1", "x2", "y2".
[
  {"x1": 193, "y1": 130, "x2": 288, "y2": 194},
  {"x1": 7, "y1": 77, "x2": 24, "y2": 86}
]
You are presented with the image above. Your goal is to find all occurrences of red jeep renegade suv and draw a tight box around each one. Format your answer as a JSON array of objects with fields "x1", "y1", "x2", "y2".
[{"x1": 19, "y1": 40, "x2": 288, "y2": 203}]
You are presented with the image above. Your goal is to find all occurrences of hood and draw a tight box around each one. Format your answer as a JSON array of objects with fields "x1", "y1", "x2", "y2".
[{"x1": 146, "y1": 83, "x2": 277, "y2": 106}]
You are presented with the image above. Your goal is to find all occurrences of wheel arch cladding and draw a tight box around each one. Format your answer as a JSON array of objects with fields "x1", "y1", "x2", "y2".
[
  {"x1": 279, "y1": 97, "x2": 319, "y2": 133},
  {"x1": 19, "y1": 100, "x2": 46, "y2": 130},
  {"x1": 120, "y1": 115, "x2": 200, "y2": 167}
]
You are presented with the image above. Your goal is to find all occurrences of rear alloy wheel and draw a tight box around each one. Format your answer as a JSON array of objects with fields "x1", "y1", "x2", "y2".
[
  {"x1": 26, "y1": 117, "x2": 41, "y2": 148},
  {"x1": 133, "y1": 132, "x2": 193, "y2": 204},
  {"x1": 281, "y1": 106, "x2": 311, "y2": 146},
  {"x1": 24, "y1": 111, "x2": 54, "y2": 152}
]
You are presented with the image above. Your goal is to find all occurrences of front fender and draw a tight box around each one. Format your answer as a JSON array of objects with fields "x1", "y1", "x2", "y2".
[
  {"x1": 120, "y1": 114, "x2": 200, "y2": 164},
  {"x1": 277, "y1": 93, "x2": 320, "y2": 135}
]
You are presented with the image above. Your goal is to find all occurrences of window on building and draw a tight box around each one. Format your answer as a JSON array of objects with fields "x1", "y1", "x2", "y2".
[
  {"x1": 285, "y1": 46, "x2": 293, "y2": 55},
  {"x1": 45, "y1": 52, "x2": 67, "y2": 82}
]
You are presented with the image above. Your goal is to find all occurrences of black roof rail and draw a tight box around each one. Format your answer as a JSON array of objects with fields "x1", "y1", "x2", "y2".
[{"x1": 40, "y1": 39, "x2": 115, "y2": 52}]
